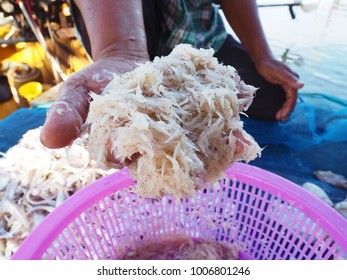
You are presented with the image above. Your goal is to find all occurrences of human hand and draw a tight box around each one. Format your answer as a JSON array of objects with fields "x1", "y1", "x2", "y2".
[
  {"x1": 40, "y1": 55, "x2": 148, "y2": 152},
  {"x1": 255, "y1": 56, "x2": 304, "y2": 121}
]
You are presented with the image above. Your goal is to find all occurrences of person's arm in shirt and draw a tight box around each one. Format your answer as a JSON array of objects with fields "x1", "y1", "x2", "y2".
[{"x1": 219, "y1": 0, "x2": 303, "y2": 121}]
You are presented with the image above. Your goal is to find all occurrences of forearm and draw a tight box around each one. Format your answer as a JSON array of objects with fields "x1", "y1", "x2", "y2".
[
  {"x1": 74, "y1": 0, "x2": 148, "y2": 61},
  {"x1": 219, "y1": 0, "x2": 273, "y2": 65}
]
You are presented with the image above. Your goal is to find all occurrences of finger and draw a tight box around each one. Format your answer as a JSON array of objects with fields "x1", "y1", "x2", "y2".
[
  {"x1": 235, "y1": 141, "x2": 244, "y2": 154},
  {"x1": 106, "y1": 139, "x2": 140, "y2": 168},
  {"x1": 276, "y1": 87, "x2": 298, "y2": 121},
  {"x1": 40, "y1": 64, "x2": 117, "y2": 149},
  {"x1": 289, "y1": 77, "x2": 304, "y2": 90},
  {"x1": 276, "y1": 98, "x2": 296, "y2": 121},
  {"x1": 277, "y1": 69, "x2": 304, "y2": 90},
  {"x1": 232, "y1": 130, "x2": 250, "y2": 155},
  {"x1": 266, "y1": 61, "x2": 304, "y2": 90},
  {"x1": 40, "y1": 77, "x2": 90, "y2": 148}
]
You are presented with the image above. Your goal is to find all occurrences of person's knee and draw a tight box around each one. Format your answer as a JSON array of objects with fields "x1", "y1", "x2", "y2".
[{"x1": 245, "y1": 85, "x2": 286, "y2": 121}]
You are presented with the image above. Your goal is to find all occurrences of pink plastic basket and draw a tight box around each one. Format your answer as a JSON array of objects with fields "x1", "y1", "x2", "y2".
[{"x1": 12, "y1": 163, "x2": 347, "y2": 260}]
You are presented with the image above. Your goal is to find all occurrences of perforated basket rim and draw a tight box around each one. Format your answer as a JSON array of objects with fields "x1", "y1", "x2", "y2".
[{"x1": 11, "y1": 163, "x2": 347, "y2": 260}]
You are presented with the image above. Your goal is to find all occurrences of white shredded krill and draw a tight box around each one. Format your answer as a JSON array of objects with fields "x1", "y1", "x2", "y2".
[
  {"x1": 85, "y1": 44, "x2": 261, "y2": 199},
  {"x1": 0, "y1": 128, "x2": 115, "y2": 259}
]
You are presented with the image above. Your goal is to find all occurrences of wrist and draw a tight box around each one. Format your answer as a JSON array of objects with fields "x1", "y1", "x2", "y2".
[
  {"x1": 94, "y1": 39, "x2": 149, "y2": 62},
  {"x1": 247, "y1": 43, "x2": 274, "y2": 69},
  {"x1": 74, "y1": 0, "x2": 149, "y2": 63}
]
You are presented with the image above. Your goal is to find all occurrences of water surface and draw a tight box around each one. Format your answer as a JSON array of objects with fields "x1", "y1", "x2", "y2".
[{"x1": 225, "y1": 0, "x2": 347, "y2": 101}]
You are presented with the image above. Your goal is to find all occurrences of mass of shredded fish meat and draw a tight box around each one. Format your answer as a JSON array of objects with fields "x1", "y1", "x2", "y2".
[
  {"x1": 119, "y1": 233, "x2": 239, "y2": 260},
  {"x1": 85, "y1": 44, "x2": 261, "y2": 199},
  {"x1": 335, "y1": 197, "x2": 347, "y2": 219},
  {"x1": 0, "y1": 128, "x2": 115, "y2": 259},
  {"x1": 302, "y1": 182, "x2": 334, "y2": 207}
]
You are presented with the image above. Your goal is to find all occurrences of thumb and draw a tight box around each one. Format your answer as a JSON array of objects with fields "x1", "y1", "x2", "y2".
[{"x1": 40, "y1": 78, "x2": 90, "y2": 148}]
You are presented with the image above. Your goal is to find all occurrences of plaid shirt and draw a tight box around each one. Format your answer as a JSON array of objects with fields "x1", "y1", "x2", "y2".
[{"x1": 158, "y1": 0, "x2": 228, "y2": 55}]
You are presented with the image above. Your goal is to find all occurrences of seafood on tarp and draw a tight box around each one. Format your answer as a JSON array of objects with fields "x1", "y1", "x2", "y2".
[
  {"x1": 314, "y1": 170, "x2": 347, "y2": 189},
  {"x1": 0, "y1": 128, "x2": 115, "y2": 259}
]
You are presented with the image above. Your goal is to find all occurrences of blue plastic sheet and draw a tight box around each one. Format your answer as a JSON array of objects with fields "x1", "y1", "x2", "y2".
[
  {"x1": 0, "y1": 108, "x2": 47, "y2": 153},
  {"x1": 243, "y1": 93, "x2": 347, "y2": 203}
]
